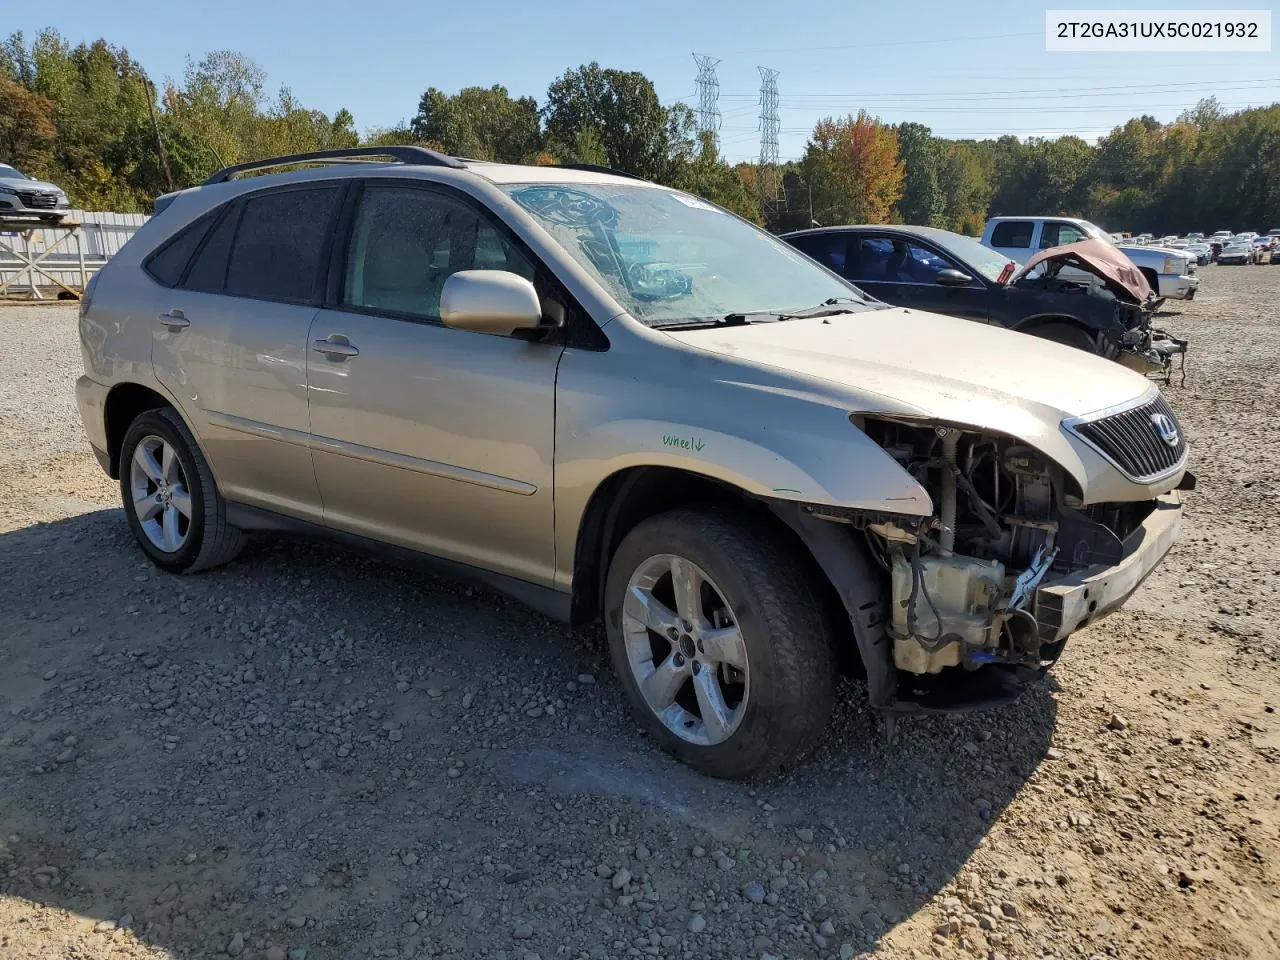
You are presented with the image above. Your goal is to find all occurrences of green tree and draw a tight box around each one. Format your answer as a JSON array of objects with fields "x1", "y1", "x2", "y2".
[
  {"x1": 894, "y1": 122, "x2": 945, "y2": 226},
  {"x1": 0, "y1": 74, "x2": 56, "y2": 174},
  {"x1": 544, "y1": 62, "x2": 677, "y2": 180},
  {"x1": 410, "y1": 85, "x2": 541, "y2": 162},
  {"x1": 676, "y1": 132, "x2": 761, "y2": 223}
]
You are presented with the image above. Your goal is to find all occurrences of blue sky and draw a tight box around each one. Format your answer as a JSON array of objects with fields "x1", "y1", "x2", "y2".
[{"x1": 11, "y1": 0, "x2": 1279, "y2": 162}]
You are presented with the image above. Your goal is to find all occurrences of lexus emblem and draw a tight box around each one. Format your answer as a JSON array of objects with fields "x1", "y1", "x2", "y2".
[{"x1": 1150, "y1": 412, "x2": 1180, "y2": 447}]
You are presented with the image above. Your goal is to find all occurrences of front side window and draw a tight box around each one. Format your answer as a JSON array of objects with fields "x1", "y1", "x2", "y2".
[
  {"x1": 502, "y1": 183, "x2": 872, "y2": 326},
  {"x1": 1039, "y1": 222, "x2": 1087, "y2": 248},
  {"x1": 845, "y1": 237, "x2": 895, "y2": 282},
  {"x1": 224, "y1": 186, "x2": 339, "y2": 303},
  {"x1": 343, "y1": 186, "x2": 535, "y2": 320}
]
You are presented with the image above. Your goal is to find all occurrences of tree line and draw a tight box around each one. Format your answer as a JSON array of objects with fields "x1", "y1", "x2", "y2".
[{"x1": 3, "y1": 28, "x2": 1277, "y2": 234}]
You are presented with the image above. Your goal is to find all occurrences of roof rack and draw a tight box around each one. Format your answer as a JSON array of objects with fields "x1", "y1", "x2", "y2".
[
  {"x1": 201, "y1": 146, "x2": 466, "y2": 185},
  {"x1": 552, "y1": 163, "x2": 649, "y2": 182}
]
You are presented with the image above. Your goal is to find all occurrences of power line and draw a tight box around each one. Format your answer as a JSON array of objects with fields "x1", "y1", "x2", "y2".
[{"x1": 692, "y1": 54, "x2": 722, "y2": 149}]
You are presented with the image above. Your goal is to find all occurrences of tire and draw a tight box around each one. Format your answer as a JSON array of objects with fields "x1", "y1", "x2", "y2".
[
  {"x1": 1028, "y1": 321, "x2": 1100, "y2": 354},
  {"x1": 604, "y1": 507, "x2": 837, "y2": 779},
  {"x1": 119, "y1": 407, "x2": 244, "y2": 574}
]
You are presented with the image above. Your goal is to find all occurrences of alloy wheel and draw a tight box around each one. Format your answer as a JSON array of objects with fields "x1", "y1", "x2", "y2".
[
  {"x1": 621, "y1": 554, "x2": 749, "y2": 746},
  {"x1": 128, "y1": 435, "x2": 193, "y2": 553}
]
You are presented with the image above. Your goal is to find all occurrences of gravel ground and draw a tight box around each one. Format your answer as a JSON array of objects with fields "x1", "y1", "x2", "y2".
[{"x1": 1, "y1": 268, "x2": 1277, "y2": 960}]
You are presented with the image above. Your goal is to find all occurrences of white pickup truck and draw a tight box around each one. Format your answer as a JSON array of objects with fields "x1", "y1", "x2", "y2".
[{"x1": 981, "y1": 216, "x2": 1199, "y2": 300}]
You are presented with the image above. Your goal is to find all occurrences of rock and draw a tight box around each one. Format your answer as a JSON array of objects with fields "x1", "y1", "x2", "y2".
[
  {"x1": 117, "y1": 914, "x2": 134, "y2": 928},
  {"x1": 978, "y1": 914, "x2": 996, "y2": 931},
  {"x1": 525, "y1": 706, "x2": 544, "y2": 719},
  {"x1": 1108, "y1": 713, "x2": 1129, "y2": 731},
  {"x1": 716, "y1": 854, "x2": 735, "y2": 871},
  {"x1": 819, "y1": 919, "x2": 836, "y2": 937},
  {"x1": 300, "y1": 872, "x2": 319, "y2": 888},
  {"x1": 743, "y1": 881, "x2": 766, "y2": 904},
  {"x1": 288, "y1": 951, "x2": 308, "y2": 960},
  {"x1": 796, "y1": 828, "x2": 814, "y2": 844},
  {"x1": 611, "y1": 868, "x2": 631, "y2": 890},
  {"x1": 227, "y1": 932, "x2": 245, "y2": 957},
  {"x1": 577, "y1": 673, "x2": 595, "y2": 685},
  {"x1": 388, "y1": 729, "x2": 403, "y2": 743},
  {"x1": 687, "y1": 915, "x2": 706, "y2": 934},
  {"x1": 513, "y1": 923, "x2": 534, "y2": 939},
  {"x1": 999, "y1": 901, "x2": 1019, "y2": 919},
  {"x1": 93, "y1": 920, "x2": 116, "y2": 933},
  {"x1": 265, "y1": 950, "x2": 286, "y2": 960},
  {"x1": 635, "y1": 843, "x2": 650, "y2": 860},
  {"x1": 840, "y1": 946, "x2": 855, "y2": 960},
  {"x1": 691, "y1": 845, "x2": 706, "y2": 858},
  {"x1": 595, "y1": 863, "x2": 614, "y2": 878},
  {"x1": 1046, "y1": 747, "x2": 1065, "y2": 760}
]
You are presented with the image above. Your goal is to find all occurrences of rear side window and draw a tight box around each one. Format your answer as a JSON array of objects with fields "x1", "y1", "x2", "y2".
[
  {"x1": 990, "y1": 221, "x2": 1033, "y2": 249},
  {"x1": 845, "y1": 237, "x2": 895, "y2": 281},
  {"x1": 788, "y1": 233, "x2": 848, "y2": 274},
  {"x1": 224, "y1": 187, "x2": 339, "y2": 303},
  {"x1": 144, "y1": 213, "x2": 215, "y2": 287},
  {"x1": 183, "y1": 205, "x2": 241, "y2": 294},
  {"x1": 1039, "y1": 221, "x2": 1086, "y2": 248}
]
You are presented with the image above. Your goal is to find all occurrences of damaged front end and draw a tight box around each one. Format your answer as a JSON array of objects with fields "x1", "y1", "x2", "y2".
[
  {"x1": 1012, "y1": 240, "x2": 1189, "y2": 385},
  {"x1": 834, "y1": 416, "x2": 1186, "y2": 709}
]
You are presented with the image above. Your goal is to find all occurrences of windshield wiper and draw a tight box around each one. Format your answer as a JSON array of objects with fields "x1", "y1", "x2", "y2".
[
  {"x1": 652, "y1": 297, "x2": 868, "y2": 331},
  {"x1": 772, "y1": 296, "x2": 868, "y2": 320}
]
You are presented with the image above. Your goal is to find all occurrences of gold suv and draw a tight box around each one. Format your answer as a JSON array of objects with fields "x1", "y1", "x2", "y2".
[{"x1": 76, "y1": 148, "x2": 1191, "y2": 778}]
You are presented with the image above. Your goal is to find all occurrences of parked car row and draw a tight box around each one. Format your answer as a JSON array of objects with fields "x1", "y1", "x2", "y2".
[{"x1": 74, "y1": 147, "x2": 1193, "y2": 778}]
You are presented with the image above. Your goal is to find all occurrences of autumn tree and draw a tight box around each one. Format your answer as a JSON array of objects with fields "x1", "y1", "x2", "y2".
[
  {"x1": 801, "y1": 112, "x2": 904, "y2": 225},
  {"x1": 0, "y1": 74, "x2": 56, "y2": 173}
]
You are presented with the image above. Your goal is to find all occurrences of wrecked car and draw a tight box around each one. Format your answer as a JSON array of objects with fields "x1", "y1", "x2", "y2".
[
  {"x1": 782, "y1": 226, "x2": 1187, "y2": 381},
  {"x1": 78, "y1": 148, "x2": 1191, "y2": 780}
]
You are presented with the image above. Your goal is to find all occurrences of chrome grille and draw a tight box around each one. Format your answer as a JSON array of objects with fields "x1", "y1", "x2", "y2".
[
  {"x1": 17, "y1": 190, "x2": 58, "y2": 209},
  {"x1": 1068, "y1": 392, "x2": 1187, "y2": 482}
]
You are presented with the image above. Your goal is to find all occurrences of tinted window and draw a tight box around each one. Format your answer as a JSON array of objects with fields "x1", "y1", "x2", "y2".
[
  {"x1": 990, "y1": 221, "x2": 1033, "y2": 249},
  {"x1": 1039, "y1": 221, "x2": 1087, "y2": 248},
  {"x1": 343, "y1": 186, "x2": 535, "y2": 320},
  {"x1": 183, "y1": 205, "x2": 241, "y2": 294},
  {"x1": 789, "y1": 233, "x2": 849, "y2": 274},
  {"x1": 900, "y1": 243, "x2": 957, "y2": 283},
  {"x1": 844, "y1": 237, "x2": 895, "y2": 281},
  {"x1": 145, "y1": 213, "x2": 214, "y2": 287},
  {"x1": 224, "y1": 187, "x2": 339, "y2": 303}
]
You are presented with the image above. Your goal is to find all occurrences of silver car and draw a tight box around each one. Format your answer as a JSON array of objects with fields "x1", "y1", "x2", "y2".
[
  {"x1": 76, "y1": 148, "x2": 1192, "y2": 778},
  {"x1": 0, "y1": 163, "x2": 71, "y2": 221}
]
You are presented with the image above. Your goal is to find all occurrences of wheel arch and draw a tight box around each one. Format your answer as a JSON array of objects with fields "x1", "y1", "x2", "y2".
[
  {"x1": 568, "y1": 465, "x2": 857, "y2": 671},
  {"x1": 103, "y1": 381, "x2": 196, "y2": 479}
]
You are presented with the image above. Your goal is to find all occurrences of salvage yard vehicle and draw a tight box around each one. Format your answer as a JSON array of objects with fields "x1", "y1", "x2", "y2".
[
  {"x1": 982, "y1": 216, "x2": 1199, "y2": 300},
  {"x1": 76, "y1": 147, "x2": 1192, "y2": 779},
  {"x1": 781, "y1": 225, "x2": 1186, "y2": 378},
  {"x1": 1219, "y1": 240, "x2": 1253, "y2": 264},
  {"x1": 0, "y1": 162, "x2": 72, "y2": 222}
]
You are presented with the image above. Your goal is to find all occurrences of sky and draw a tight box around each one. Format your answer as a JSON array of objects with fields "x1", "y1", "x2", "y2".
[{"x1": 10, "y1": 0, "x2": 1280, "y2": 163}]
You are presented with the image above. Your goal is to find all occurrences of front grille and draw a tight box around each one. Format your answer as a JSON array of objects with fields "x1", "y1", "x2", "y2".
[
  {"x1": 16, "y1": 190, "x2": 58, "y2": 209},
  {"x1": 1068, "y1": 392, "x2": 1187, "y2": 482}
]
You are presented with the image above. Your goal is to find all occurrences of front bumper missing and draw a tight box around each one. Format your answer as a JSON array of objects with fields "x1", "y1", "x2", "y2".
[{"x1": 1035, "y1": 491, "x2": 1182, "y2": 642}]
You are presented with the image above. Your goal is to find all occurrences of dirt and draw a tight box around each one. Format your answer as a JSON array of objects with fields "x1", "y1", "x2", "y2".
[{"x1": 1, "y1": 266, "x2": 1277, "y2": 960}]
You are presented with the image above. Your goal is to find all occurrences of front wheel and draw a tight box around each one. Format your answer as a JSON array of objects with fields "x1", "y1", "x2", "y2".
[
  {"x1": 604, "y1": 508, "x2": 837, "y2": 779},
  {"x1": 1028, "y1": 321, "x2": 1101, "y2": 354},
  {"x1": 119, "y1": 407, "x2": 244, "y2": 573}
]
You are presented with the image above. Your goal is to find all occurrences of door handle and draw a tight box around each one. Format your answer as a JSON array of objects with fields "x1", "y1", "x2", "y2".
[
  {"x1": 159, "y1": 309, "x2": 190, "y2": 330},
  {"x1": 312, "y1": 335, "x2": 359, "y2": 359}
]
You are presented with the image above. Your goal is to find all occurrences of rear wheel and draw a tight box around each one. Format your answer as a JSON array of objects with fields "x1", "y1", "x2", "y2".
[
  {"x1": 604, "y1": 508, "x2": 837, "y2": 779},
  {"x1": 120, "y1": 408, "x2": 244, "y2": 574}
]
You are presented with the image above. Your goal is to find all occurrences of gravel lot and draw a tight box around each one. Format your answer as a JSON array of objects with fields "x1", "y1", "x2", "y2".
[{"x1": 1, "y1": 268, "x2": 1277, "y2": 960}]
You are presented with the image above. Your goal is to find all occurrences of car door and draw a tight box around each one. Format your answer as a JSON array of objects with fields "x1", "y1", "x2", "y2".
[
  {"x1": 305, "y1": 181, "x2": 561, "y2": 586},
  {"x1": 878, "y1": 237, "x2": 992, "y2": 322},
  {"x1": 151, "y1": 184, "x2": 341, "y2": 521}
]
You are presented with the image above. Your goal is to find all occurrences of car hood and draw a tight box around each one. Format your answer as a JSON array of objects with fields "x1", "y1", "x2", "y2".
[
  {"x1": 1119, "y1": 242, "x2": 1190, "y2": 260},
  {"x1": 1, "y1": 178, "x2": 63, "y2": 194},
  {"x1": 1012, "y1": 238, "x2": 1153, "y2": 304},
  {"x1": 663, "y1": 307, "x2": 1161, "y2": 497}
]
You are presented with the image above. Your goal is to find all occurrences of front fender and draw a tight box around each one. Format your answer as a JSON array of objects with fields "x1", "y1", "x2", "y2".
[{"x1": 552, "y1": 345, "x2": 931, "y2": 590}]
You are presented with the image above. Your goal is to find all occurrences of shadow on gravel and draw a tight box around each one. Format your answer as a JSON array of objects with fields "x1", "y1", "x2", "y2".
[{"x1": 0, "y1": 510, "x2": 1057, "y2": 959}]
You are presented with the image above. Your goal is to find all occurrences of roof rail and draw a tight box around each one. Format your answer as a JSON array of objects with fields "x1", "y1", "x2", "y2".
[
  {"x1": 201, "y1": 146, "x2": 466, "y2": 185},
  {"x1": 552, "y1": 163, "x2": 649, "y2": 182}
]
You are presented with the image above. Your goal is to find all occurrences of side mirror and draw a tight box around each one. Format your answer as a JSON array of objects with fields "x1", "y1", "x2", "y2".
[
  {"x1": 935, "y1": 268, "x2": 974, "y2": 287},
  {"x1": 440, "y1": 271, "x2": 544, "y2": 337}
]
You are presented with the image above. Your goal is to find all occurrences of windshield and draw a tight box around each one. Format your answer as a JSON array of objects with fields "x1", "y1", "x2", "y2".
[
  {"x1": 502, "y1": 182, "x2": 873, "y2": 326},
  {"x1": 0, "y1": 166, "x2": 28, "y2": 180},
  {"x1": 929, "y1": 231, "x2": 1015, "y2": 282}
]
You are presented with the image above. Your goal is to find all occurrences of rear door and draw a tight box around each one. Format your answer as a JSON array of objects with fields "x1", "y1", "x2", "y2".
[{"x1": 151, "y1": 183, "x2": 342, "y2": 520}]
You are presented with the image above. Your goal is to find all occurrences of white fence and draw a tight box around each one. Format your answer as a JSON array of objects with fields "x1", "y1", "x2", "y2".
[{"x1": 0, "y1": 210, "x2": 149, "y2": 298}]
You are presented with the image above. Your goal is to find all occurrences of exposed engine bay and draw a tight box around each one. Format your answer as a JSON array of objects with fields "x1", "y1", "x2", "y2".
[{"x1": 851, "y1": 418, "x2": 1158, "y2": 677}]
